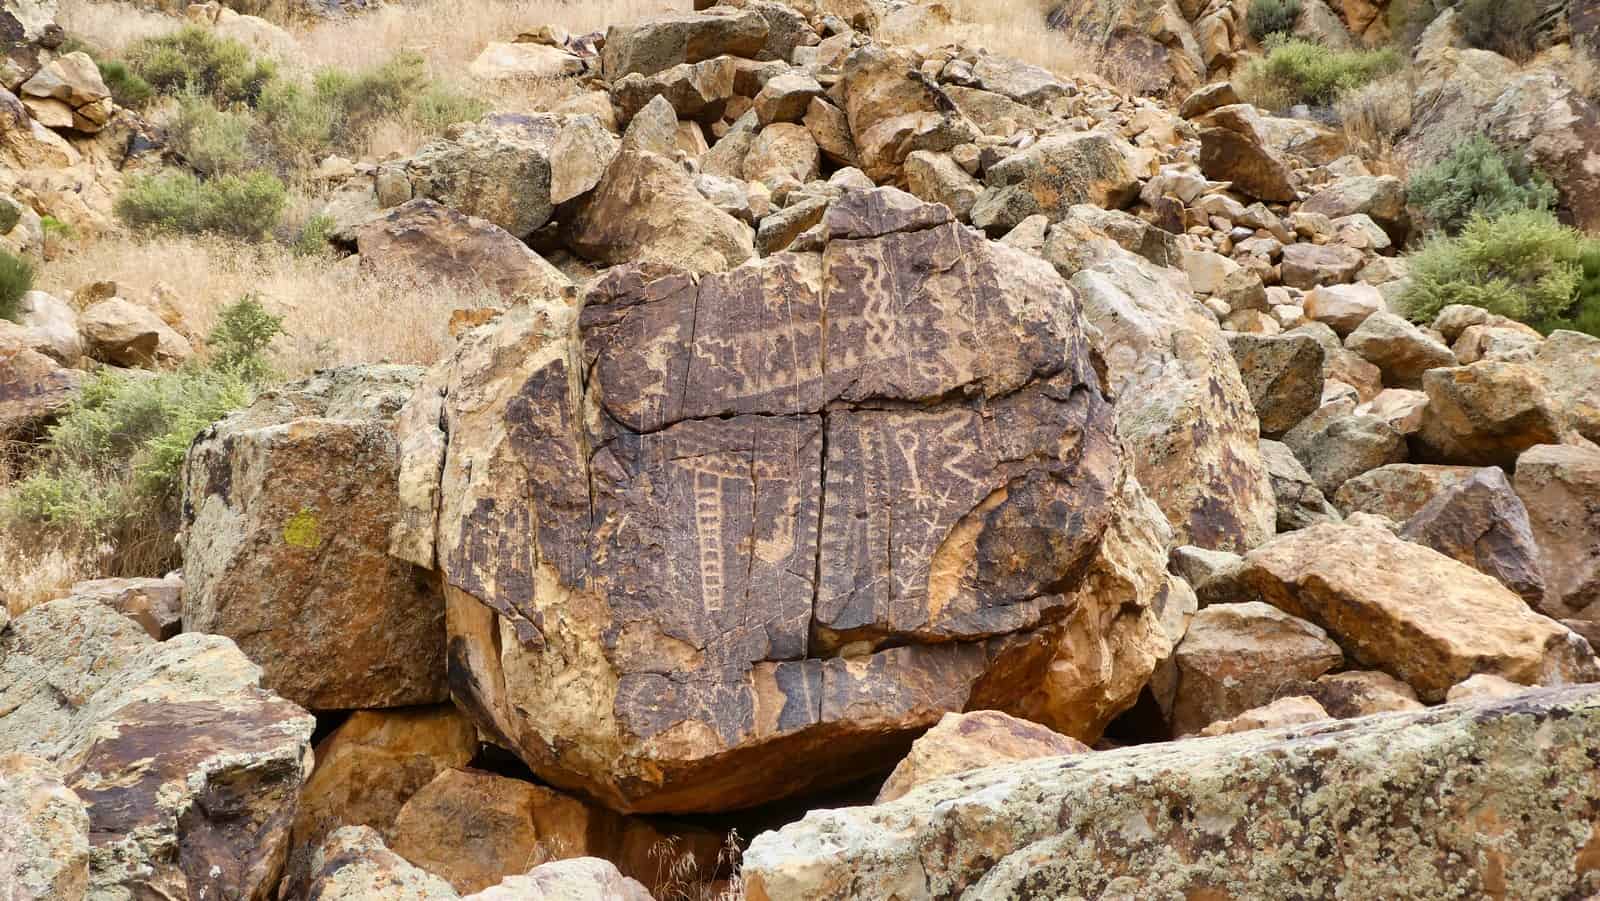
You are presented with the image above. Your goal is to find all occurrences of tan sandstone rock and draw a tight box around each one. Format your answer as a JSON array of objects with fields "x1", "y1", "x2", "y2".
[
  {"x1": 1168, "y1": 602, "x2": 1342, "y2": 736},
  {"x1": 1515, "y1": 444, "x2": 1600, "y2": 627},
  {"x1": 875, "y1": 710, "x2": 1089, "y2": 804},
  {"x1": 356, "y1": 199, "x2": 572, "y2": 301}
]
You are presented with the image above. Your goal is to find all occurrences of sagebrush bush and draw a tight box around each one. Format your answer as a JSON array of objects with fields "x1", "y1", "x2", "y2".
[
  {"x1": 168, "y1": 94, "x2": 256, "y2": 176},
  {"x1": 1238, "y1": 38, "x2": 1402, "y2": 108},
  {"x1": 1407, "y1": 136, "x2": 1558, "y2": 235},
  {"x1": 0, "y1": 249, "x2": 34, "y2": 322},
  {"x1": 291, "y1": 214, "x2": 336, "y2": 256},
  {"x1": 4, "y1": 295, "x2": 283, "y2": 573},
  {"x1": 126, "y1": 26, "x2": 276, "y2": 105},
  {"x1": 116, "y1": 169, "x2": 287, "y2": 240},
  {"x1": 1399, "y1": 209, "x2": 1600, "y2": 335},
  {"x1": 97, "y1": 59, "x2": 154, "y2": 109},
  {"x1": 1247, "y1": 0, "x2": 1303, "y2": 41},
  {"x1": 1457, "y1": 0, "x2": 1544, "y2": 61}
]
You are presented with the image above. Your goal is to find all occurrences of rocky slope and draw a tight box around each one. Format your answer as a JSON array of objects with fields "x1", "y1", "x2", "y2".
[{"x1": 2, "y1": 0, "x2": 1600, "y2": 897}]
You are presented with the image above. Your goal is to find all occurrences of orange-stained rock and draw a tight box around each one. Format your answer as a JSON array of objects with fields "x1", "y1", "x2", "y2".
[
  {"x1": 1230, "y1": 523, "x2": 1599, "y2": 701},
  {"x1": 283, "y1": 706, "x2": 479, "y2": 898},
  {"x1": 875, "y1": 710, "x2": 1089, "y2": 803},
  {"x1": 388, "y1": 768, "x2": 721, "y2": 896}
]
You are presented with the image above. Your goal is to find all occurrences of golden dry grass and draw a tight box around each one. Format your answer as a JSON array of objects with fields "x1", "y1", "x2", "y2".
[
  {"x1": 35, "y1": 235, "x2": 498, "y2": 376},
  {"x1": 56, "y1": 0, "x2": 181, "y2": 54},
  {"x1": 1334, "y1": 68, "x2": 1413, "y2": 162},
  {"x1": 900, "y1": 0, "x2": 1142, "y2": 92},
  {"x1": 0, "y1": 536, "x2": 94, "y2": 617},
  {"x1": 295, "y1": 0, "x2": 687, "y2": 75}
]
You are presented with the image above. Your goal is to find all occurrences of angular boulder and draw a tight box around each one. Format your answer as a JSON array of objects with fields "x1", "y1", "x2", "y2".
[
  {"x1": 1346, "y1": 310, "x2": 1457, "y2": 388},
  {"x1": 1070, "y1": 253, "x2": 1276, "y2": 552},
  {"x1": 403, "y1": 116, "x2": 561, "y2": 239},
  {"x1": 356, "y1": 199, "x2": 572, "y2": 301},
  {"x1": 1399, "y1": 466, "x2": 1545, "y2": 605},
  {"x1": 0, "y1": 325, "x2": 81, "y2": 440},
  {"x1": 1227, "y1": 332, "x2": 1324, "y2": 437},
  {"x1": 840, "y1": 44, "x2": 979, "y2": 181},
  {"x1": 1333, "y1": 462, "x2": 1481, "y2": 520},
  {"x1": 601, "y1": 7, "x2": 768, "y2": 79},
  {"x1": 970, "y1": 131, "x2": 1142, "y2": 234},
  {"x1": 1260, "y1": 438, "x2": 1340, "y2": 531},
  {"x1": 395, "y1": 190, "x2": 1179, "y2": 812},
  {"x1": 0, "y1": 598, "x2": 316, "y2": 900},
  {"x1": 1534, "y1": 330, "x2": 1600, "y2": 443},
  {"x1": 0, "y1": 753, "x2": 89, "y2": 901},
  {"x1": 180, "y1": 365, "x2": 448, "y2": 711},
  {"x1": 1168, "y1": 601, "x2": 1343, "y2": 736},
  {"x1": 1416, "y1": 362, "x2": 1565, "y2": 466},
  {"x1": 1228, "y1": 523, "x2": 1598, "y2": 701}
]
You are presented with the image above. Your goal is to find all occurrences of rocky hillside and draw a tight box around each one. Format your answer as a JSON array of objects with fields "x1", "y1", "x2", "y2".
[{"x1": 3, "y1": 0, "x2": 1600, "y2": 897}]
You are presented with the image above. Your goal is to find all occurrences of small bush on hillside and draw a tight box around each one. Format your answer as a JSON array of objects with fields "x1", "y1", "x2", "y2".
[
  {"x1": 291, "y1": 213, "x2": 336, "y2": 256},
  {"x1": 1399, "y1": 209, "x2": 1600, "y2": 335},
  {"x1": 116, "y1": 169, "x2": 287, "y2": 240},
  {"x1": 97, "y1": 59, "x2": 154, "y2": 109},
  {"x1": 168, "y1": 94, "x2": 256, "y2": 176},
  {"x1": 1248, "y1": 0, "x2": 1303, "y2": 41},
  {"x1": 1457, "y1": 0, "x2": 1544, "y2": 61},
  {"x1": 412, "y1": 82, "x2": 489, "y2": 134},
  {"x1": 4, "y1": 295, "x2": 283, "y2": 573},
  {"x1": 1407, "y1": 136, "x2": 1558, "y2": 235},
  {"x1": 1238, "y1": 38, "x2": 1402, "y2": 108},
  {"x1": 0, "y1": 249, "x2": 34, "y2": 321},
  {"x1": 126, "y1": 26, "x2": 276, "y2": 105}
]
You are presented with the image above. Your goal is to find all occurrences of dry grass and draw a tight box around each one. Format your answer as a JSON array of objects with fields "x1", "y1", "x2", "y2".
[
  {"x1": 0, "y1": 534, "x2": 95, "y2": 617},
  {"x1": 295, "y1": 0, "x2": 686, "y2": 76},
  {"x1": 1335, "y1": 68, "x2": 1414, "y2": 161},
  {"x1": 35, "y1": 235, "x2": 497, "y2": 376},
  {"x1": 56, "y1": 0, "x2": 181, "y2": 54},
  {"x1": 1562, "y1": 39, "x2": 1600, "y2": 104},
  {"x1": 900, "y1": 0, "x2": 1140, "y2": 92}
]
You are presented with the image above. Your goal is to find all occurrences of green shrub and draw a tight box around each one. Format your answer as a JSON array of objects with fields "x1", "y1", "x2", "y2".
[
  {"x1": 1248, "y1": 0, "x2": 1303, "y2": 41},
  {"x1": 39, "y1": 216, "x2": 75, "y2": 240},
  {"x1": 168, "y1": 93, "x2": 256, "y2": 176},
  {"x1": 0, "y1": 249, "x2": 34, "y2": 322},
  {"x1": 1399, "y1": 209, "x2": 1600, "y2": 334},
  {"x1": 126, "y1": 26, "x2": 276, "y2": 105},
  {"x1": 291, "y1": 213, "x2": 336, "y2": 256},
  {"x1": 0, "y1": 201, "x2": 19, "y2": 235},
  {"x1": 1407, "y1": 136, "x2": 1558, "y2": 235},
  {"x1": 1238, "y1": 38, "x2": 1403, "y2": 107},
  {"x1": 116, "y1": 169, "x2": 286, "y2": 240},
  {"x1": 256, "y1": 78, "x2": 339, "y2": 168},
  {"x1": 1457, "y1": 0, "x2": 1544, "y2": 61},
  {"x1": 411, "y1": 82, "x2": 489, "y2": 134},
  {"x1": 97, "y1": 59, "x2": 154, "y2": 109},
  {"x1": 4, "y1": 295, "x2": 283, "y2": 570}
]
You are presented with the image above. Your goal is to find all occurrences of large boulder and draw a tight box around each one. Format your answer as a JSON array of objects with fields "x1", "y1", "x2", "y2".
[
  {"x1": 79, "y1": 297, "x2": 191, "y2": 368},
  {"x1": 1283, "y1": 406, "x2": 1407, "y2": 497},
  {"x1": 567, "y1": 96, "x2": 755, "y2": 274},
  {"x1": 402, "y1": 116, "x2": 560, "y2": 239},
  {"x1": 389, "y1": 767, "x2": 720, "y2": 896},
  {"x1": 1069, "y1": 253, "x2": 1276, "y2": 552},
  {"x1": 356, "y1": 199, "x2": 573, "y2": 301},
  {"x1": 1259, "y1": 438, "x2": 1340, "y2": 531},
  {"x1": 1345, "y1": 310, "x2": 1457, "y2": 388},
  {"x1": 1534, "y1": 330, "x2": 1600, "y2": 443},
  {"x1": 1168, "y1": 602, "x2": 1343, "y2": 736},
  {"x1": 1515, "y1": 444, "x2": 1600, "y2": 628},
  {"x1": 180, "y1": 365, "x2": 448, "y2": 711},
  {"x1": 970, "y1": 132, "x2": 1143, "y2": 234},
  {"x1": 1399, "y1": 466, "x2": 1545, "y2": 605},
  {"x1": 874, "y1": 710, "x2": 1088, "y2": 804},
  {"x1": 1333, "y1": 462, "x2": 1481, "y2": 519},
  {"x1": 0, "y1": 753, "x2": 89, "y2": 901},
  {"x1": 0, "y1": 597, "x2": 316, "y2": 900},
  {"x1": 1196, "y1": 106, "x2": 1296, "y2": 203},
  {"x1": 18, "y1": 51, "x2": 111, "y2": 133},
  {"x1": 394, "y1": 189, "x2": 1180, "y2": 813},
  {"x1": 745, "y1": 685, "x2": 1600, "y2": 899},
  {"x1": 1226, "y1": 523, "x2": 1598, "y2": 701}
]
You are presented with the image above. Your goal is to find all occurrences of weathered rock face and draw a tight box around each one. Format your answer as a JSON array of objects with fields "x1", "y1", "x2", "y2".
[
  {"x1": 1198, "y1": 694, "x2": 1331, "y2": 736},
  {"x1": 1260, "y1": 438, "x2": 1340, "y2": 531},
  {"x1": 356, "y1": 199, "x2": 573, "y2": 301},
  {"x1": 1534, "y1": 330, "x2": 1600, "y2": 443},
  {"x1": 1069, "y1": 253, "x2": 1275, "y2": 552},
  {"x1": 840, "y1": 44, "x2": 979, "y2": 181},
  {"x1": 1515, "y1": 444, "x2": 1600, "y2": 627},
  {"x1": 396, "y1": 189, "x2": 1176, "y2": 813},
  {"x1": 1399, "y1": 466, "x2": 1545, "y2": 605},
  {"x1": 1283, "y1": 406, "x2": 1407, "y2": 497},
  {"x1": 181, "y1": 365, "x2": 448, "y2": 711},
  {"x1": 0, "y1": 753, "x2": 89, "y2": 901},
  {"x1": 54, "y1": 574, "x2": 182, "y2": 639},
  {"x1": 1415, "y1": 362, "x2": 1565, "y2": 466},
  {"x1": 283, "y1": 706, "x2": 478, "y2": 898},
  {"x1": 601, "y1": 7, "x2": 768, "y2": 80},
  {"x1": 1168, "y1": 601, "x2": 1342, "y2": 736},
  {"x1": 1227, "y1": 332, "x2": 1324, "y2": 437},
  {"x1": 0, "y1": 597, "x2": 316, "y2": 900},
  {"x1": 1196, "y1": 106, "x2": 1296, "y2": 203},
  {"x1": 1333, "y1": 462, "x2": 1480, "y2": 520},
  {"x1": 1290, "y1": 669, "x2": 1423, "y2": 718},
  {"x1": 874, "y1": 710, "x2": 1088, "y2": 804},
  {"x1": 389, "y1": 767, "x2": 720, "y2": 896},
  {"x1": 1228, "y1": 523, "x2": 1598, "y2": 701},
  {"x1": 743, "y1": 684, "x2": 1600, "y2": 900}
]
